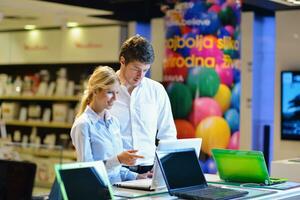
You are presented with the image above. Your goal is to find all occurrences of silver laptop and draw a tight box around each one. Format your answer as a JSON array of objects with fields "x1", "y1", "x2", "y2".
[
  {"x1": 156, "y1": 148, "x2": 249, "y2": 200},
  {"x1": 113, "y1": 138, "x2": 202, "y2": 191},
  {"x1": 55, "y1": 161, "x2": 115, "y2": 200}
]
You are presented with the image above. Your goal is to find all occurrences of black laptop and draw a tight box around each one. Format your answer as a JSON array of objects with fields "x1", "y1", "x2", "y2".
[
  {"x1": 0, "y1": 159, "x2": 36, "y2": 200},
  {"x1": 156, "y1": 148, "x2": 249, "y2": 200},
  {"x1": 54, "y1": 161, "x2": 114, "y2": 200}
]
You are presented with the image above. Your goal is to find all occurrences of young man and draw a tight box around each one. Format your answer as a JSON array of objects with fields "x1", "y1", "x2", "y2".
[{"x1": 110, "y1": 35, "x2": 177, "y2": 174}]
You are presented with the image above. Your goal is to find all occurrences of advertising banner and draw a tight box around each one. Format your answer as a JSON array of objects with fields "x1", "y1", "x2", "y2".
[{"x1": 164, "y1": 0, "x2": 241, "y2": 173}]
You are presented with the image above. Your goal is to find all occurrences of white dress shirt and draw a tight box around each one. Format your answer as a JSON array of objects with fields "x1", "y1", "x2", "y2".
[
  {"x1": 70, "y1": 106, "x2": 137, "y2": 183},
  {"x1": 110, "y1": 77, "x2": 177, "y2": 165}
]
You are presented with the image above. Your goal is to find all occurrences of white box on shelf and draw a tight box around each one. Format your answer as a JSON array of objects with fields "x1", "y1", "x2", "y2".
[
  {"x1": 19, "y1": 107, "x2": 27, "y2": 121},
  {"x1": 42, "y1": 108, "x2": 51, "y2": 122},
  {"x1": 55, "y1": 78, "x2": 67, "y2": 96},
  {"x1": 271, "y1": 158, "x2": 300, "y2": 182},
  {"x1": 52, "y1": 103, "x2": 69, "y2": 122}
]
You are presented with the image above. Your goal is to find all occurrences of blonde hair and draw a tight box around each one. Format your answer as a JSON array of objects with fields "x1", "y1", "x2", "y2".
[{"x1": 77, "y1": 66, "x2": 118, "y2": 117}]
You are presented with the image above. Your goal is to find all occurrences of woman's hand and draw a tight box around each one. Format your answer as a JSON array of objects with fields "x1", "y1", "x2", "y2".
[
  {"x1": 136, "y1": 171, "x2": 153, "y2": 179},
  {"x1": 117, "y1": 150, "x2": 144, "y2": 166}
]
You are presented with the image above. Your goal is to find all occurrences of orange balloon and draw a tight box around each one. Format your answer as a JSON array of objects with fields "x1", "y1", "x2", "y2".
[
  {"x1": 195, "y1": 116, "x2": 230, "y2": 155},
  {"x1": 175, "y1": 119, "x2": 195, "y2": 139}
]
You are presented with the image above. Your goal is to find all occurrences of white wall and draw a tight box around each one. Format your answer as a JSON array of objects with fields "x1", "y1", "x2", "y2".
[
  {"x1": 240, "y1": 12, "x2": 254, "y2": 150},
  {"x1": 274, "y1": 11, "x2": 300, "y2": 160},
  {"x1": 151, "y1": 18, "x2": 165, "y2": 82},
  {"x1": 0, "y1": 26, "x2": 123, "y2": 64}
]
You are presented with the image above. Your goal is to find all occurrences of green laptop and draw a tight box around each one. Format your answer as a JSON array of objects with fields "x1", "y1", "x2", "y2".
[{"x1": 211, "y1": 149, "x2": 287, "y2": 185}]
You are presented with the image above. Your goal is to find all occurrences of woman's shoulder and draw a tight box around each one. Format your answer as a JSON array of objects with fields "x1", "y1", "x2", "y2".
[{"x1": 72, "y1": 113, "x2": 91, "y2": 129}]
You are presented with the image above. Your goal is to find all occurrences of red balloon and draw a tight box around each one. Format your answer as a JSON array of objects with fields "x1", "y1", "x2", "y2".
[
  {"x1": 208, "y1": 4, "x2": 221, "y2": 13},
  {"x1": 175, "y1": 119, "x2": 195, "y2": 139},
  {"x1": 215, "y1": 63, "x2": 234, "y2": 87}
]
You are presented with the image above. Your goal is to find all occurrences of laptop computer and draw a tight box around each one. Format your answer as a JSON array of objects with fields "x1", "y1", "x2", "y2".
[
  {"x1": 211, "y1": 148, "x2": 288, "y2": 185},
  {"x1": 156, "y1": 148, "x2": 249, "y2": 200},
  {"x1": 0, "y1": 159, "x2": 37, "y2": 200},
  {"x1": 113, "y1": 138, "x2": 202, "y2": 191},
  {"x1": 54, "y1": 160, "x2": 115, "y2": 200}
]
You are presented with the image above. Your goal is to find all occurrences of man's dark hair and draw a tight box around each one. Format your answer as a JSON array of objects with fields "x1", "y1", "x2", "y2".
[{"x1": 119, "y1": 35, "x2": 155, "y2": 65}]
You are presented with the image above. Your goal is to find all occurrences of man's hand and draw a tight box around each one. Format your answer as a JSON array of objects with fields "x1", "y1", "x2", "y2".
[{"x1": 117, "y1": 150, "x2": 144, "y2": 166}]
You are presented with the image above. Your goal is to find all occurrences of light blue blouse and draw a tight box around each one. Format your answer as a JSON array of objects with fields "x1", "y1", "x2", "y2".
[{"x1": 70, "y1": 106, "x2": 137, "y2": 183}]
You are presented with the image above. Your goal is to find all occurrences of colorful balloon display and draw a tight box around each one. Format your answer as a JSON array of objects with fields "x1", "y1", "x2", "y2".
[{"x1": 164, "y1": 0, "x2": 241, "y2": 164}]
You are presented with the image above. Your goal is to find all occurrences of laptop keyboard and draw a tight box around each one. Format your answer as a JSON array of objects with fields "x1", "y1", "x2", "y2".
[{"x1": 173, "y1": 185, "x2": 248, "y2": 200}]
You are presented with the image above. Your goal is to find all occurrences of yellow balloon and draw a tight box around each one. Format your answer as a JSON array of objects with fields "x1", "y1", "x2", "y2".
[
  {"x1": 214, "y1": 84, "x2": 232, "y2": 113},
  {"x1": 196, "y1": 116, "x2": 230, "y2": 155}
]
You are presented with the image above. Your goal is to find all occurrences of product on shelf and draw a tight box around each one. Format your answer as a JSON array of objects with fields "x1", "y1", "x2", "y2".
[
  {"x1": 1, "y1": 102, "x2": 20, "y2": 120},
  {"x1": 52, "y1": 103, "x2": 69, "y2": 122},
  {"x1": 28, "y1": 105, "x2": 42, "y2": 121},
  {"x1": 19, "y1": 107, "x2": 27, "y2": 121}
]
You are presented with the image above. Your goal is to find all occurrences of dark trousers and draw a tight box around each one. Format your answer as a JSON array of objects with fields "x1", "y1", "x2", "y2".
[{"x1": 124, "y1": 165, "x2": 153, "y2": 174}]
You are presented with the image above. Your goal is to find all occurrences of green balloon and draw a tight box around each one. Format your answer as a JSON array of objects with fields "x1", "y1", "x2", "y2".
[
  {"x1": 167, "y1": 82, "x2": 192, "y2": 119},
  {"x1": 187, "y1": 67, "x2": 202, "y2": 98},
  {"x1": 198, "y1": 68, "x2": 220, "y2": 97},
  {"x1": 219, "y1": 7, "x2": 236, "y2": 26},
  {"x1": 187, "y1": 68, "x2": 220, "y2": 97}
]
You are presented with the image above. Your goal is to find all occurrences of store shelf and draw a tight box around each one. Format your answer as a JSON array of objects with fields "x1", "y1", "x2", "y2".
[
  {"x1": 3, "y1": 120, "x2": 72, "y2": 129},
  {"x1": 0, "y1": 95, "x2": 80, "y2": 101},
  {"x1": 16, "y1": 147, "x2": 76, "y2": 160}
]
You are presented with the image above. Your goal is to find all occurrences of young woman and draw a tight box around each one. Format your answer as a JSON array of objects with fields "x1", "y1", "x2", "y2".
[{"x1": 70, "y1": 66, "x2": 147, "y2": 183}]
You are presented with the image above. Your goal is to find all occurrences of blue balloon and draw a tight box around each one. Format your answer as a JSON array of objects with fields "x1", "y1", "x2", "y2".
[
  {"x1": 199, "y1": 159, "x2": 207, "y2": 173},
  {"x1": 217, "y1": 27, "x2": 231, "y2": 39},
  {"x1": 231, "y1": 82, "x2": 240, "y2": 110},
  {"x1": 166, "y1": 26, "x2": 181, "y2": 39},
  {"x1": 231, "y1": 50, "x2": 240, "y2": 59},
  {"x1": 184, "y1": 2, "x2": 208, "y2": 30},
  {"x1": 224, "y1": 108, "x2": 240, "y2": 133},
  {"x1": 204, "y1": 157, "x2": 217, "y2": 174},
  {"x1": 217, "y1": 0, "x2": 226, "y2": 5},
  {"x1": 184, "y1": 2, "x2": 207, "y2": 20},
  {"x1": 199, "y1": 12, "x2": 220, "y2": 34},
  {"x1": 233, "y1": 68, "x2": 240, "y2": 83}
]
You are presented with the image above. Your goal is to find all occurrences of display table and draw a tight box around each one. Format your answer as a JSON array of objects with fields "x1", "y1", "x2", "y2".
[
  {"x1": 113, "y1": 174, "x2": 300, "y2": 200},
  {"x1": 271, "y1": 158, "x2": 300, "y2": 182}
]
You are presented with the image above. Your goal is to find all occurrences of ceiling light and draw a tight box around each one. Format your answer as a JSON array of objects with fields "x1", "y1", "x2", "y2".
[
  {"x1": 66, "y1": 22, "x2": 78, "y2": 28},
  {"x1": 24, "y1": 25, "x2": 36, "y2": 30}
]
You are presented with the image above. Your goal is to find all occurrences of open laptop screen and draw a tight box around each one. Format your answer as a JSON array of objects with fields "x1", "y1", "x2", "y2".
[
  {"x1": 211, "y1": 149, "x2": 270, "y2": 184},
  {"x1": 55, "y1": 161, "x2": 114, "y2": 200},
  {"x1": 0, "y1": 159, "x2": 36, "y2": 200},
  {"x1": 156, "y1": 149, "x2": 206, "y2": 190}
]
